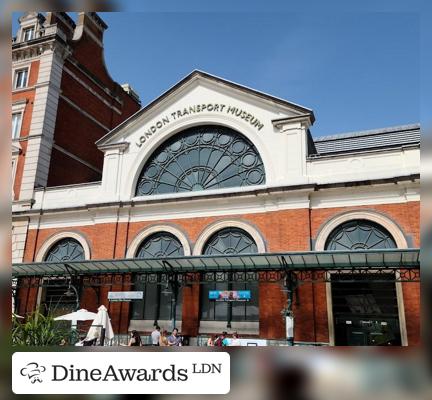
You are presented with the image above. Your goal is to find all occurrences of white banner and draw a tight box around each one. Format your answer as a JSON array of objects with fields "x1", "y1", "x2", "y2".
[{"x1": 12, "y1": 352, "x2": 230, "y2": 394}]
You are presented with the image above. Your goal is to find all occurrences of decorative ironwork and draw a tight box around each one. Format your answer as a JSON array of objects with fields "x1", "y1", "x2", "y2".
[
  {"x1": 325, "y1": 220, "x2": 396, "y2": 250},
  {"x1": 44, "y1": 238, "x2": 85, "y2": 262},
  {"x1": 136, "y1": 125, "x2": 265, "y2": 196},
  {"x1": 203, "y1": 227, "x2": 258, "y2": 255},
  {"x1": 136, "y1": 232, "x2": 184, "y2": 258}
]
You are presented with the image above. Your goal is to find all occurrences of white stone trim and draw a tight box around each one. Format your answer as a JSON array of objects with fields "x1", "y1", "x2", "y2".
[
  {"x1": 35, "y1": 231, "x2": 91, "y2": 262},
  {"x1": 193, "y1": 220, "x2": 266, "y2": 255},
  {"x1": 12, "y1": 62, "x2": 31, "y2": 89},
  {"x1": 314, "y1": 210, "x2": 409, "y2": 346},
  {"x1": 126, "y1": 225, "x2": 191, "y2": 258}
]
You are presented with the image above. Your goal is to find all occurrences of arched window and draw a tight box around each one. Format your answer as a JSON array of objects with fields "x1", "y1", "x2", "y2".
[
  {"x1": 203, "y1": 227, "x2": 258, "y2": 255},
  {"x1": 136, "y1": 125, "x2": 265, "y2": 196},
  {"x1": 43, "y1": 238, "x2": 85, "y2": 316},
  {"x1": 326, "y1": 220, "x2": 401, "y2": 346},
  {"x1": 136, "y1": 232, "x2": 184, "y2": 258},
  {"x1": 325, "y1": 220, "x2": 397, "y2": 250},
  {"x1": 132, "y1": 233, "x2": 184, "y2": 323},
  {"x1": 44, "y1": 238, "x2": 85, "y2": 262},
  {"x1": 201, "y1": 228, "x2": 259, "y2": 323}
]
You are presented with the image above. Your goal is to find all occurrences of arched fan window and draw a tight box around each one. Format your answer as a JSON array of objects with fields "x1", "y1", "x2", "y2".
[
  {"x1": 132, "y1": 232, "x2": 184, "y2": 323},
  {"x1": 136, "y1": 232, "x2": 184, "y2": 258},
  {"x1": 201, "y1": 227, "x2": 259, "y2": 323},
  {"x1": 203, "y1": 227, "x2": 258, "y2": 255},
  {"x1": 43, "y1": 238, "x2": 85, "y2": 316},
  {"x1": 44, "y1": 238, "x2": 85, "y2": 262},
  {"x1": 136, "y1": 125, "x2": 265, "y2": 196},
  {"x1": 325, "y1": 220, "x2": 397, "y2": 250}
]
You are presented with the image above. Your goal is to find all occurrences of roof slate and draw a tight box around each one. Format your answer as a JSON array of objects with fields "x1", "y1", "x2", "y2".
[{"x1": 311, "y1": 124, "x2": 420, "y2": 156}]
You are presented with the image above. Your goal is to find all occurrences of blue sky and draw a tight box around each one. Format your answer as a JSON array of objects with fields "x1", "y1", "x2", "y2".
[{"x1": 12, "y1": 10, "x2": 420, "y2": 137}]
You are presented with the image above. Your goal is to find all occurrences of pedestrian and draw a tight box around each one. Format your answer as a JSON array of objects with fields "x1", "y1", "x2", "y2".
[
  {"x1": 229, "y1": 332, "x2": 241, "y2": 346},
  {"x1": 151, "y1": 325, "x2": 161, "y2": 346},
  {"x1": 167, "y1": 328, "x2": 182, "y2": 346},
  {"x1": 207, "y1": 335, "x2": 217, "y2": 346},
  {"x1": 128, "y1": 330, "x2": 142, "y2": 346},
  {"x1": 214, "y1": 331, "x2": 227, "y2": 346},
  {"x1": 159, "y1": 329, "x2": 169, "y2": 346}
]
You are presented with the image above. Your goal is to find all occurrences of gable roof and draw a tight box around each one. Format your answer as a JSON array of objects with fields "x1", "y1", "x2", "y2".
[
  {"x1": 96, "y1": 70, "x2": 315, "y2": 147},
  {"x1": 311, "y1": 123, "x2": 420, "y2": 156}
]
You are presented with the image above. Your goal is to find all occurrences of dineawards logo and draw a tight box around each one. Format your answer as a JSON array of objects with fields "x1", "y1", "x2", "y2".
[
  {"x1": 12, "y1": 352, "x2": 230, "y2": 394},
  {"x1": 20, "y1": 362, "x2": 47, "y2": 383}
]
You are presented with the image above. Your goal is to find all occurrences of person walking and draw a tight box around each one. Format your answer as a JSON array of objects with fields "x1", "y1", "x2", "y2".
[
  {"x1": 151, "y1": 325, "x2": 161, "y2": 346},
  {"x1": 167, "y1": 328, "x2": 182, "y2": 346},
  {"x1": 128, "y1": 330, "x2": 142, "y2": 346}
]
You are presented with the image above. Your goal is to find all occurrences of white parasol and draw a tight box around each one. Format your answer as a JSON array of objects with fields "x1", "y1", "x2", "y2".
[
  {"x1": 54, "y1": 308, "x2": 97, "y2": 327},
  {"x1": 85, "y1": 305, "x2": 114, "y2": 344}
]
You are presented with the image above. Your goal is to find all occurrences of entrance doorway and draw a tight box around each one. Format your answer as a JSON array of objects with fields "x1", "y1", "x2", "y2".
[{"x1": 331, "y1": 274, "x2": 401, "y2": 345}]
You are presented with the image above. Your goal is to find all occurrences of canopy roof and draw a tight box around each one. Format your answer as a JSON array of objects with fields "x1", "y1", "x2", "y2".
[{"x1": 12, "y1": 249, "x2": 420, "y2": 277}]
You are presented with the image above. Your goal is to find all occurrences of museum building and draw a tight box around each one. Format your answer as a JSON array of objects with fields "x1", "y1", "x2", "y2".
[{"x1": 12, "y1": 13, "x2": 420, "y2": 346}]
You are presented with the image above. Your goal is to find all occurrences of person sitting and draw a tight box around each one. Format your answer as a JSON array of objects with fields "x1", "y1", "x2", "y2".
[
  {"x1": 159, "y1": 329, "x2": 169, "y2": 346},
  {"x1": 128, "y1": 330, "x2": 142, "y2": 346},
  {"x1": 229, "y1": 332, "x2": 241, "y2": 346},
  {"x1": 207, "y1": 335, "x2": 217, "y2": 346},
  {"x1": 167, "y1": 328, "x2": 182, "y2": 346}
]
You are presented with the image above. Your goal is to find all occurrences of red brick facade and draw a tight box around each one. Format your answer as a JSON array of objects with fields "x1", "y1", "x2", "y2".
[
  {"x1": 12, "y1": 12, "x2": 141, "y2": 197},
  {"x1": 16, "y1": 200, "x2": 420, "y2": 344}
]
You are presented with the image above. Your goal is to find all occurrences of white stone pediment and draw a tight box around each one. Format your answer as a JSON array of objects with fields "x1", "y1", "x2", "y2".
[
  {"x1": 96, "y1": 70, "x2": 315, "y2": 201},
  {"x1": 96, "y1": 70, "x2": 313, "y2": 149}
]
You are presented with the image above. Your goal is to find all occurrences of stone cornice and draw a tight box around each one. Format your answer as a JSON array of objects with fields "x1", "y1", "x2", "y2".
[{"x1": 12, "y1": 34, "x2": 71, "y2": 63}]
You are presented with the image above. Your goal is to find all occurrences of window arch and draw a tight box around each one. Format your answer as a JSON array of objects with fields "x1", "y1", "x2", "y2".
[
  {"x1": 136, "y1": 232, "x2": 184, "y2": 258},
  {"x1": 44, "y1": 238, "x2": 85, "y2": 262},
  {"x1": 201, "y1": 227, "x2": 259, "y2": 323},
  {"x1": 203, "y1": 227, "x2": 258, "y2": 255},
  {"x1": 325, "y1": 220, "x2": 397, "y2": 250},
  {"x1": 135, "y1": 125, "x2": 266, "y2": 196},
  {"x1": 132, "y1": 232, "x2": 184, "y2": 323}
]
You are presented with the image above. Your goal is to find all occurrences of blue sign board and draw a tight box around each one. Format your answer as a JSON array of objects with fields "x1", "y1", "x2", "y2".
[{"x1": 208, "y1": 290, "x2": 251, "y2": 302}]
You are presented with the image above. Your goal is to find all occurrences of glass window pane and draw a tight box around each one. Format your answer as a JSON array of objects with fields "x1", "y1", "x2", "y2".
[
  {"x1": 136, "y1": 125, "x2": 265, "y2": 196},
  {"x1": 12, "y1": 113, "x2": 21, "y2": 139},
  {"x1": 325, "y1": 220, "x2": 396, "y2": 250},
  {"x1": 44, "y1": 238, "x2": 85, "y2": 262},
  {"x1": 135, "y1": 232, "x2": 184, "y2": 321},
  {"x1": 201, "y1": 228, "x2": 259, "y2": 322}
]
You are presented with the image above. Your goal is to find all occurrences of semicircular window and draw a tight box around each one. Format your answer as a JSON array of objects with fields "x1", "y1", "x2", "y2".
[
  {"x1": 325, "y1": 220, "x2": 397, "y2": 250},
  {"x1": 203, "y1": 227, "x2": 258, "y2": 255},
  {"x1": 45, "y1": 238, "x2": 85, "y2": 262},
  {"x1": 136, "y1": 232, "x2": 184, "y2": 258},
  {"x1": 136, "y1": 125, "x2": 265, "y2": 196}
]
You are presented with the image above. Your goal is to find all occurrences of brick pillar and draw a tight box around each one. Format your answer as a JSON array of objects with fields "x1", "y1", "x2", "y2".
[
  {"x1": 313, "y1": 282, "x2": 330, "y2": 343},
  {"x1": 401, "y1": 281, "x2": 420, "y2": 345},
  {"x1": 181, "y1": 274, "x2": 200, "y2": 336},
  {"x1": 259, "y1": 282, "x2": 286, "y2": 339}
]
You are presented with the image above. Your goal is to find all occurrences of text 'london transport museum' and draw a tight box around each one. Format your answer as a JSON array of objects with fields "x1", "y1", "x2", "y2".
[{"x1": 12, "y1": 12, "x2": 420, "y2": 346}]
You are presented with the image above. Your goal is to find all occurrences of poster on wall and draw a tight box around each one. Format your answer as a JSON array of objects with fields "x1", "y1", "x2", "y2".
[{"x1": 208, "y1": 290, "x2": 251, "y2": 302}]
